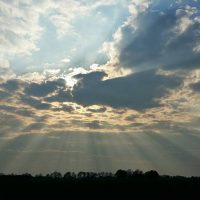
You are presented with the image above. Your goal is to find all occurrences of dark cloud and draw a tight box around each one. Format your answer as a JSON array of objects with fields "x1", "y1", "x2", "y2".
[
  {"x1": 23, "y1": 122, "x2": 45, "y2": 132},
  {"x1": 72, "y1": 70, "x2": 182, "y2": 110},
  {"x1": 85, "y1": 120, "x2": 102, "y2": 129},
  {"x1": 44, "y1": 90, "x2": 72, "y2": 102},
  {"x1": 24, "y1": 78, "x2": 66, "y2": 97},
  {"x1": 74, "y1": 71, "x2": 107, "y2": 83},
  {"x1": 125, "y1": 115, "x2": 136, "y2": 121},
  {"x1": 69, "y1": 119, "x2": 104, "y2": 129},
  {"x1": 43, "y1": 72, "x2": 107, "y2": 103},
  {"x1": 0, "y1": 104, "x2": 34, "y2": 118},
  {"x1": 0, "y1": 114, "x2": 24, "y2": 136},
  {"x1": 0, "y1": 68, "x2": 182, "y2": 112},
  {"x1": 117, "y1": 4, "x2": 200, "y2": 70},
  {"x1": 60, "y1": 105, "x2": 74, "y2": 112},
  {"x1": 34, "y1": 115, "x2": 49, "y2": 122},
  {"x1": 21, "y1": 96, "x2": 51, "y2": 110},
  {"x1": 0, "y1": 104, "x2": 35, "y2": 118},
  {"x1": 0, "y1": 105, "x2": 16, "y2": 113},
  {"x1": 191, "y1": 81, "x2": 200, "y2": 92},
  {"x1": 0, "y1": 79, "x2": 22, "y2": 92},
  {"x1": 0, "y1": 90, "x2": 11, "y2": 100},
  {"x1": 15, "y1": 109, "x2": 35, "y2": 117}
]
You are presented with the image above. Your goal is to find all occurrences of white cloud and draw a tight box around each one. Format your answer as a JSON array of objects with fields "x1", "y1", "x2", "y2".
[
  {"x1": 17, "y1": 72, "x2": 45, "y2": 83},
  {"x1": 0, "y1": 0, "x2": 110, "y2": 56},
  {"x1": 48, "y1": 0, "x2": 89, "y2": 38},
  {"x1": 0, "y1": 0, "x2": 126, "y2": 76},
  {"x1": 193, "y1": 44, "x2": 200, "y2": 53},
  {"x1": 0, "y1": 57, "x2": 16, "y2": 82},
  {"x1": 47, "y1": 0, "x2": 126, "y2": 38},
  {"x1": 131, "y1": 0, "x2": 151, "y2": 12},
  {"x1": 61, "y1": 58, "x2": 71, "y2": 64},
  {"x1": 0, "y1": 0, "x2": 43, "y2": 56},
  {"x1": 175, "y1": 5, "x2": 198, "y2": 34}
]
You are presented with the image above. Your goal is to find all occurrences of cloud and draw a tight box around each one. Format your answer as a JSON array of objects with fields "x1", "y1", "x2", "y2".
[
  {"x1": 0, "y1": 113, "x2": 24, "y2": 137},
  {"x1": 87, "y1": 106, "x2": 107, "y2": 113},
  {"x1": 15, "y1": 109, "x2": 35, "y2": 118},
  {"x1": 47, "y1": 0, "x2": 90, "y2": 38},
  {"x1": 0, "y1": 79, "x2": 22, "y2": 92},
  {"x1": 0, "y1": 0, "x2": 199, "y2": 138},
  {"x1": 0, "y1": 0, "x2": 43, "y2": 55},
  {"x1": 74, "y1": 71, "x2": 107, "y2": 83},
  {"x1": 52, "y1": 104, "x2": 75, "y2": 112},
  {"x1": 191, "y1": 81, "x2": 200, "y2": 92},
  {"x1": 48, "y1": 0, "x2": 127, "y2": 38},
  {"x1": 24, "y1": 78, "x2": 66, "y2": 97},
  {"x1": 125, "y1": 115, "x2": 137, "y2": 121},
  {"x1": 72, "y1": 70, "x2": 182, "y2": 110},
  {"x1": 0, "y1": 0, "x2": 108, "y2": 59},
  {"x1": 23, "y1": 122, "x2": 46, "y2": 132},
  {"x1": 85, "y1": 120, "x2": 103, "y2": 129},
  {"x1": 108, "y1": 1, "x2": 200, "y2": 71},
  {"x1": 0, "y1": 104, "x2": 35, "y2": 118},
  {"x1": 21, "y1": 96, "x2": 51, "y2": 110},
  {"x1": 0, "y1": 0, "x2": 119, "y2": 56},
  {"x1": 0, "y1": 58, "x2": 16, "y2": 82},
  {"x1": 0, "y1": 105, "x2": 16, "y2": 113},
  {"x1": 0, "y1": 90, "x2": 11, "y2": 100},
  {"x1": 44, "y1": 90, "x2": 73, "y2": 103},
  {"x1": 0, "y1": 0, "x2": 89, "y2": 56}
]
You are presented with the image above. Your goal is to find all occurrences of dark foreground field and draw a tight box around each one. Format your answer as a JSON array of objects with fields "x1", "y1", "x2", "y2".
[{"x1": 0, "y1": 170, "x2": 199, "y2": 198}]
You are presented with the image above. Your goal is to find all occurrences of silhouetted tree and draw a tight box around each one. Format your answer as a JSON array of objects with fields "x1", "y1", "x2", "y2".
[
  {"x1": 132, "y1": 169, "x2": 144, "y2": 178},
  {"x1": 49, "y1": 171, "x2": 62, "y2": 179},
  {"x1": 144, "y1": 170, "x2": 159, "y2": 179},
  {"x1": 115, "y1": 170, "x2": 128, "y2": 179},
  {"x1": 78, "y1": 172, "x2": 86, "y2": 179},
  {"x1": 22, "y1": 173, "x2": 32, "y2": 178},
  {"x1": 64, "y1": 172, "x2": 76, "y2": 179},
  {"x1": 35, "y1": 173, "x2": 43, "y2": 178}
]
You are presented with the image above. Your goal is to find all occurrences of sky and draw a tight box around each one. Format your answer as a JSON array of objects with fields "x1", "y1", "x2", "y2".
[{"x1": 0, "y1": 0, "x2": 200, "y2": 176}]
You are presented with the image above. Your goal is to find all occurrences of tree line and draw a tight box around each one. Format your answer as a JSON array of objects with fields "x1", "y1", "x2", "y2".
[
  {"x1": 0, "y1": 169, "x2": 199, "y2": 198},
  {"x1": 0, "y1": 169, "x2": 198, "y2": 180}
]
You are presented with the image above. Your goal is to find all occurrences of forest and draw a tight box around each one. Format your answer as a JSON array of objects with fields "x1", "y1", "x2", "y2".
[{"x1": 0, "y1": 169, "x2": 199, "y2": 198}]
